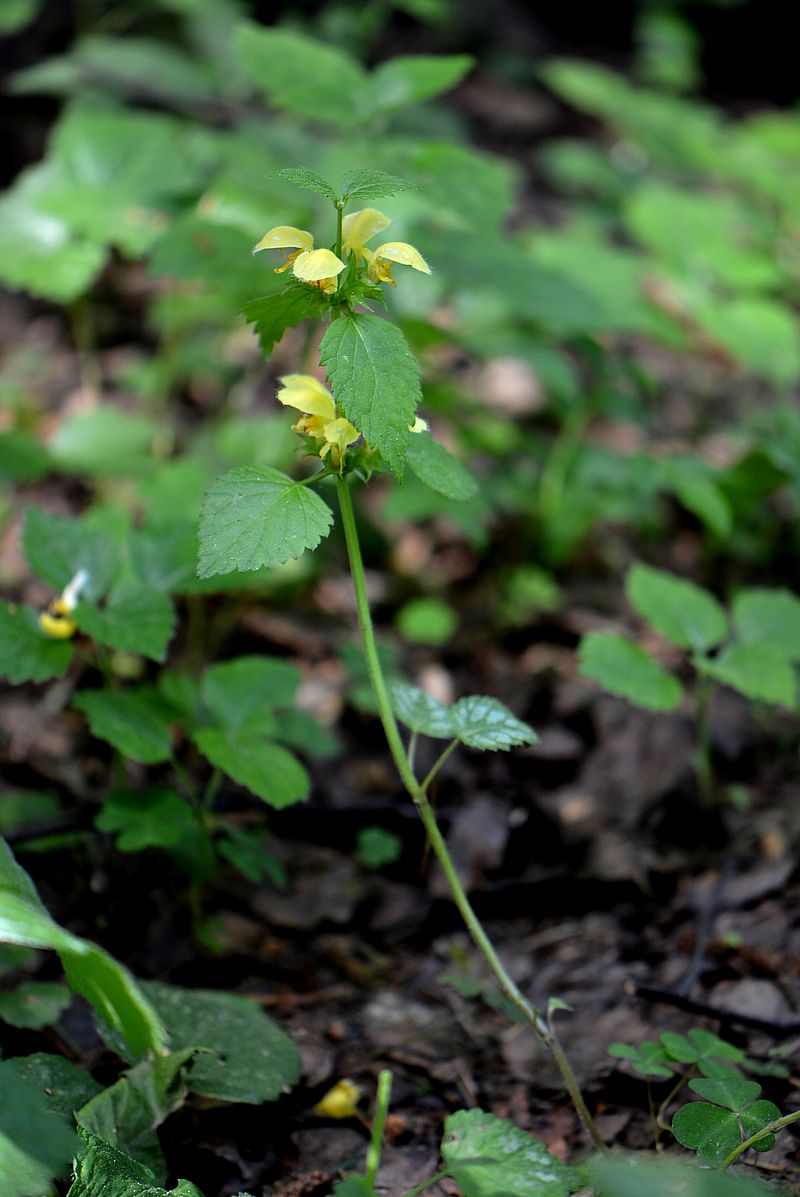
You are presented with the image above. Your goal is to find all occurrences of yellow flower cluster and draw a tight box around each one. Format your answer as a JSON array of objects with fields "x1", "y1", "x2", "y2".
[
  {"x1": 254, "y1": 207, "x2": 430, "y2": 293},
  {"x1": 39, "y1": 568, "x2": 89, "y2": 640}
]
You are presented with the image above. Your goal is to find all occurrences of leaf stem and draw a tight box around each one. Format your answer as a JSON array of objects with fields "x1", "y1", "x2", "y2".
[
  {"x1": 335, "y1": 475, "x2": 605, "y2": 1151},
  {"x1": 717, "y1": 1108, "x2": 800, "y2": 1169},
  {"x1": 365, "y1": 1069, "x2": 392, "y2": 1190},
  {"x1": 420, "y1": 738, "x2": 458, "y2": 794}
]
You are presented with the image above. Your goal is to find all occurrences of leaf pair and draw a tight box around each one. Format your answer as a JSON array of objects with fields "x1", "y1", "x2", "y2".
[{"x1": 392, "y1": 682, "x2": 538, "y2": 751}]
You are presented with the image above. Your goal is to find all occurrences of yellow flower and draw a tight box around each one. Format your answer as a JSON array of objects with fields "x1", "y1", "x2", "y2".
[
  {"x1": 313, "y1": 1078, "x2": 361, "y2": 1119},
  {"x1": 343, "y1": 208, "x2": 431, "y2": 286},
  {"x1": 409, "y1": 417, "x2": 428, "y2": 433},
  {"x1": 277, "y1": 374, "x2": 359, "y2": 470},
  {"x1": 39, "y1": 568, "x2": 89, "y2": 641},
  {"x1": 254, "y1": 226, "x2": 345, "y2": 295}
]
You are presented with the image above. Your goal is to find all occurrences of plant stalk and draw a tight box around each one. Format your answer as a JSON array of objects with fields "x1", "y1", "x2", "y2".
[{"x1": 335, "y1": 475, "x2": 605, "y2": 1151}]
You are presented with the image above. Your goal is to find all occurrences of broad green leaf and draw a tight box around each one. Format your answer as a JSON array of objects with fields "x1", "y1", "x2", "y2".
[
  {"x1": 218, "y1": 826, "x2": 286, "y2": 887},
  {"x1": 0, "y1": 1059, "x2": 79, "y2": 1197},
  {"x1": 626, "y1": 563, "x2": 727, "y2": 652},
  {"x1": 67, "y1": 1131, "x2": 203, "y2": 1197},
  {"x1": 441, "y1": 1108, "x2": 582, "y2": 1197},
  {"x1": 193, "y1": 728, "x2": 309, "y2": 808},
  {"x1": 56, "y1": 34, "x2": 217, "y2": 106},
  {"x1": 197, "y1": 466, "x2": 334, "y2": 578},
  {"x1": 340, "y1": 169, "x2": 418, "y2": 204},
  {"x1": 202, "y1": 656, "x2": 301, "y2": 727},
  {"x1": 73, "y1": 690, "x2": 174, "y2": 765},
  {"x1": 0, "y1": 980, "x2": 70, "y2": 1029},
  {"x1": 0, "y1": 838, "x2": 165, "y2": 1056},
  {"x1": 332, "y1": 1178, "x2": 373, "y2": 1197},
  {"x1": 23, "y1": 508, "x2": 118, "y2": 600},
  {"x1": 673, "y1": 1094, "x2": 780, "y2": 1166},
  {"x1": 733, "y1": 588, "x2": 800, "y2": 662},
  {"x1": 689, "y1": 1075, "x2": 761, "y2": 1111},
  {"x1": 274, "y1": 167, "x2": 338, "y2": 202},
  {"x1": 588, "y1": 1151, "x2": 776, "y2": 1197},
  {"x1": 660, "y1": 1029, "x2": 745, "y2": 1070},
  {"x1": 391, "y1": 681, "x2": 455, "y2": 738},
  {"x1": 49, "y1": 408, "x2": 158, "y2": 477},
  {"x1": 0, "y1": 430, "x2": 50, "y2": 482},
  {"x1": 75, "y1": 587, "x2": 175, "y2": 662},
  {"x1": 0, "y1": 0, "x2": 41, "y2": 34},
  {"x1": 369, "y1": 55, "x2": 473, "y2": 114},
  {"x1": 396, "y1": 597, "x2": 457, "y2": 645},
  {"x1": 96, "y1": 788, "x2": 196, "y2": 854},
  {"x1": 2, "y1": 1054, "x2": 102, "y2": 1119},
  {"x1": 608, "y1": 1041, "x2": 674, "y2": 1079},
  {"x1": 378, "y1": 142, "x2": 516, "y2": 233},
  {"x1": 131, "y1": 982, "x2": 301, "y2": 1104},
  {"x1": 449, "y1": 696, "x2": 538, "y2": 751},
  {"x1": 320, "y1": 312, "x2": 421, "y2": 477},
  {"x1": 697, "y1": 643, "x2": 796, "y2": 708},
  {"x1": 242, "y1": 287, "x2": 329, "y2": 360},
  {"x1": 356, "y1": 827, "x2": 403, "y2": 869},
  {"x1": 234, "y1": 22, "x2": 367, "y2": 125},
  {"x1": 406, "y1": 431, "x2": 479, "y2": 500},
  {"x1": 696, "y1": 296, "x2": 800, "y2": 387},
  {"x1": 578, "y1": 632, "x2": 684, "y2": 711},
  {"x1": 0, "y1": 603, "x2": 72, "y2": 684},
  {"x1": 661, "y1": 458, "x2": 733, "y2": 540},
  {"x1": 77, "y1": 1050, "x2": 195, "y2": 1180}
]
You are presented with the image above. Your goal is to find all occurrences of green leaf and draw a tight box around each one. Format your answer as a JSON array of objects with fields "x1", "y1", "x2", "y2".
[
  {"x1": 673, "y1": 1091, "x2": 781, "y2": 1166},
  {"x1": 202, "y1": 656, "x2": 301, "y2": 727},
  {"x1": 396, "y1": 597, "x2": 457, "y2": 646},
  {"x1": 96, "y1": 788, "x2": 196, "y2": 854},
  {"x1": 75, "y1": 587, "x2": 175, "y2": 662},
  {"x1": 0, "y1": 0, "x2": 42, "y2": 34},
  {"x1": 242, "y1": 287, "x2": 329, "y2": 360},
  {"x1": 369, "y1": 54, "x2": 473, "y2": 114},
  {"x1": 49, "y1": 408, "x2": 158, "y2": 477},
  {"x1": 449, "y1": 696, "x2": 538, "y2": 751},
  {"x1": 340, "y1": 169, "x2": 418, "y2": 204},
  {"x1": 2, "y1": 1054, "x2": 103, "y2": 1120},
  {"x1": 391, "y1": 681, "x2": 457, "y2": 738},
  {"x1": 696, "y1": 296, "x2": 800, "y2": 387},
  {"x1": 441, "y1": 1108, "x2": 582, "y2": 1197},
  {"x1": 73, "y1": 689, "x2": 174, "y2": 765},
  {"x1": 588, "y1": 1151, "x2": 777, "y2": 1196},
  {"x1": 332, "y1": 1178, "x2": 373, "y2": 1197},
  {"x1": 0, "y1": 603, "x2": 72, "y2": 684},
  {"x1": 689, "y1": 1076, "x2": 762, "y2": 1111},
  {"x1": 234, "y1": 22, "x2": 367, "y2": 126},
  {"x1": 132, "y1": 982, "x2": 301, "y2": 1104},
  {"x1": 320, "y1": 312, "x2": 421, "y2": 478},
  {"x1": 0, "y1": 980, "x2": 70, "y2": 1029},
  {"x1": 661, "y1": 458, "x2": 732, "y2": 540},
  {"x1": 660, "y1": 1029, "x2": 745, "y2": 1069},
  {"x1": 356, "y1": 826, "x2": 403, "y2": 870},
  {"x1": 197, "y1": 466, "x2": 334, "y2": 578},
  {"x1": 578, "y1": 632, "x2": 684, "y2": 711},
  {"x1": 626, "y1": 563, "x2": 727, "y2": 652},
  {"x1": 406, "y1": 431, "x2": 479, "y2": 500},
  {"x1": 733, "y1": 588, "x2": 800, "y2": 662},
  {"x1": 77, "y1": 1050, "x2": 194, "y2": 1181},
  {"x1": 0, "y1": 838, "x2": 166, "y2": 1057},
  {"x1": 23, "y1": 508, "x2": 119, "y2": 600},
  {"x1": 608, "y1": 1041, "x2": 674, "y2": 1079},
  {"x1": 0, "y1": 1058, "x2": 79, "y2": 1197},
  {"x1": 193, "y1": 729, "x2": 309, "y2": 809},
  {"x1": 67, "y1": 1131, "x2": 203, "y2": 1197},
  {"x1": 0, "y1": 430, "x2": 50, "y2": 483},
  {"x1": 273, "y1": 167, "x2": 338, "y2": 202},
  {"x1": 217, "y1": 826, "x2": 286, "y2": 887},
  {"x1": 697, "y1": 643, "x2": 796, "y2": 708}
]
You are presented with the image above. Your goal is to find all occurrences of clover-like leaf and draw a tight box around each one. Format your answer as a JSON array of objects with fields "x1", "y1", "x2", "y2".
[
  {"x1": 608, "y1": 1040, "x2": 674, "y2": 1079},
  {"x1": 197, "y1": 466, "x2": 334, "y2": 578}
]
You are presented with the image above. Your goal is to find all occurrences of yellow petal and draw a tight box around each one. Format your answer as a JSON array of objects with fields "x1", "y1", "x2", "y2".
[
  {"x1": 313, "y1": 1079, "x2": 361, "y2": 1119},
  {"x1": 39, "y1": 611, "x2": 77, "y2": 639},
  {"x1": 343, "y1": 208, "x2": 391, "y2": 258},
  {"x1": 293, "y1": 248, "x2": 345, "y2": 282},
  {"x1": 409, "y1": 417, "x2": 429, "y2": 433},
  {"x1": 277, "y1": 374, "x2": 335, "y2": 419},
  {"x1": 324, "y1": 417, "x2": 360, "y2": 453},
  {"x1": 254, "y1": 225, "x2": 314, "y2": 253},
  {"x1": 372, "y1": 241, "x2": 431, "y2": 274}
]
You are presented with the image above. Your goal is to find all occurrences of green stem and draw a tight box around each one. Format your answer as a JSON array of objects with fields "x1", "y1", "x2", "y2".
[
  {"x1": 718, "y1": 1108, "x2": 800, "y2": 1169},
  {"x1": 420, "y1": 738, "x2": 458, "y2": 794},
  {"x1": 335, "y1": 201, "x2": 344, "y2": 261},
  {"x1": 335, "y1": 476, "x2": 605, "y2": 1151},
  {"x1": 366, "y1": 1069, "x2": 392, "y2": 1190},
  {"x1": 398, "y1": 1170, "x2": 449, "y2": 1197}
]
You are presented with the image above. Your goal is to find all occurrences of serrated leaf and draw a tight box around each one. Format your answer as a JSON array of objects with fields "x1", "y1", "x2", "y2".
[
  {"x1": 579, "y1": 632, "x2": 684, "y2": 711},
  {"x1": 626, "y1": 563, "x2": 727, "y2": 652},
  {"x1": 441, "y1": 1108, "x2": 582, "y2": 1197},
  {"x1": 242, "y1": 287, "x2": 328, "y2": 360},
  {"x1": 0, "y1": 1058, "x2": 79, "y2": 1197},
  {"x1": 193, "y1": 728, "x2": 309, "y2": 809},
  {"x1": 2, "y1": 1054, "x2": 103, "y2": 1120},
  {"x1": 274, "y1": 167, "x2": 338, "y2": 201},
  {"x1": 197, "y1": 466, "x2": 334, "y2": 578},
  {"x1": 391, "y1": 681, "x2": 456, "y2": 738},
  {"x1": 0, "y1": 980, "x2": 70, "y2": 1029},
  {"x1": 320, "y1": 312, "x2": 421, "y2": 478},
  {"x1": 75, "y1": 587, "x2": 175, "y2": 662},
  {"x1": 23, "y1": 508, "x2": 119, "y2": 600},
  {"x1": 96, "y1": 788, "x2": 196, "y2": 854},
  {"x1": 449, "y1": 695, "x2": 538, "y2": 751},
  {"x1": 202, "y1": 656, "x2": 301, "y2": 727},
  {"x1": 697, "y1": 643, "x2": 796, "y2": 708},
  {"x1": 0, "y1": 838, "x2": 166, "y2": 1057},
  {"x1": 130, "y1": 982, "x2": 301, "y2": 1105},
  {"x1": 74, "y1": 689, "x2": 174, "y2": 765},
  {"x1": 369, "y1": 54, "x2": 473, "y2": 114},
  {"x1": 0, "y1": 603, "x2": 73, "y2": 684},
  {"x1": 406, "y1": 431, "x2": 479, "y2": 500},
  {"x1": 340, "y1": 169, "x2": 418, "y2": 204},
  {"x1": 733, "y1": 588, "x2": 800, "y2": 662},
  {"x1": 67, "y1": 1131, "x2": 203, "y2": 1197}
]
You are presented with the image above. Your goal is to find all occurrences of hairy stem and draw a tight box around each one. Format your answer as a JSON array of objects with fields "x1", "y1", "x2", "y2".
[{"x1": 335, "y1": 475, "x2": 604, "y2": 1150}]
